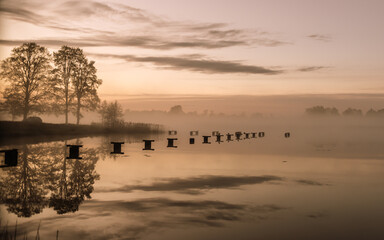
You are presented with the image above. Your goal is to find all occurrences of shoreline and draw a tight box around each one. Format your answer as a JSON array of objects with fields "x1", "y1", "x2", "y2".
[{"x1": 0, "y1": 121, "x2": 164, "y2": 146}]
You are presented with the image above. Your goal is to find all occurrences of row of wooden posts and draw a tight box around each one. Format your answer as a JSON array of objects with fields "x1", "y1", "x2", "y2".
[
  {"x1": 68, "y1": 130, "x2": 290, "y2": 157},
  {"x1": 0, "y1": 131, "x2": 291, "y2": 167}
]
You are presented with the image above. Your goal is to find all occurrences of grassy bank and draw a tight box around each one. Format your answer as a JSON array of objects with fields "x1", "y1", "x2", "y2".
[{"x1": 0, "y1": 121, "x2": 164, "y2": 146}]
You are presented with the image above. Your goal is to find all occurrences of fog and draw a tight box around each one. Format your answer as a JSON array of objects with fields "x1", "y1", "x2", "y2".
[
  {"x1": 110, "y1": 93, "x2": 384, "y2": 116},
  {"x1": 2, "y1": 93, "x2": 383, "y2": 160},
  {"x1": 2, "y1": 93, "x2": 383, "y2": 123}
]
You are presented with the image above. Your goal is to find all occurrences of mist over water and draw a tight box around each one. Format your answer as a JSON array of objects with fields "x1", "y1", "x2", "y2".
[{"x1": 1, "y1": 117, "x2": 384, "y2": 239}]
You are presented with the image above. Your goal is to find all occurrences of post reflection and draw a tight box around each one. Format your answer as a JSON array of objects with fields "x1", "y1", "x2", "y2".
[{"x1": 0, "y1": 141, "x2": 100, "y2": 217}]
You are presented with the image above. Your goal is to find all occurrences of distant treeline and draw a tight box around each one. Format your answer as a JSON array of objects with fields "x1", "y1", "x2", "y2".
[
  {"x1": 125, "y1": 105, "x2": 264, "y2": 119},
  {"x1": 305, "y1": 106, "x2": 384, "y2": 117},
  {"x1": 0, "y1": 43, "x2": 102, "y2": 125}
]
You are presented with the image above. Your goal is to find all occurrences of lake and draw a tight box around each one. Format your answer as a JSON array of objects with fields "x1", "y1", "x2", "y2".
[{"x1": 1, "y1": 125, "x2": 384, "y2": 240}]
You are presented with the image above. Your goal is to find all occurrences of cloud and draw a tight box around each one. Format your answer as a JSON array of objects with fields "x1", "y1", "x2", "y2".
[
  {"x1": 307, "y1": 34, "x2": 331, "y2": 42},
  {"x1": 91, "y1": 53, "x2": 282, "y2": 75},
  {"x1": 252, "y1": 38, "x2": 289, "y2": 47},
  {"x1": 0, "y1": 0, "x2": 287, "y2": 50},
  {"x1": 295, "y1": 179, "x2": 330, "y2": 186},
  {"x1": 96, "y1": 175, "x2": 283, "y2": 194},
  {"x1": 298, "y1": 66, "x2": 328, "y2": 72},
  {"x1": 0, "y1": 1, "x2": 113, "y2": 34},
  {"x1": 0, "y1": 39, "x2": 98, "y2": 47},
  {"x1": 0, "y1": 36, "x2": 250, "y2": 50}
]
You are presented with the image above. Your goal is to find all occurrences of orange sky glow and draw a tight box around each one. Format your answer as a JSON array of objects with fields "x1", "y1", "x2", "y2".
[{"x1": 1, "y1": 0, "x2": 383, "y2": 113}]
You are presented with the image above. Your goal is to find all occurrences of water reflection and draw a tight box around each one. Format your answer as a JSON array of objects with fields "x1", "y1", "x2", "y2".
[
  {"x1": 0, "y1": 145, "x2": 50, "y2": 217},
  {"x1": 49, "y1": 141, "x2": 99, "y2": 214},
  {"x1": 9, "y1": 197, "x2": 287, "y2": 240},
  {"x1": 0, "y1": 141, "x2": 99, "y2": 217},
  {"x1": 97, "y1": 175, "x2": 283, "y2": 195},
  {"x1": 1, "y1": 129, "x2": 384, "y2": 240}
]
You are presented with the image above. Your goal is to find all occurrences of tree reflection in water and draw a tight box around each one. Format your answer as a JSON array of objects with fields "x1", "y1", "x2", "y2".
[
  {"x1": 0, "y1": 140, "x2": 100, "y2": 217},
  {"x1": 49, "y1": 140, "x2": 100, "y2": 214}
]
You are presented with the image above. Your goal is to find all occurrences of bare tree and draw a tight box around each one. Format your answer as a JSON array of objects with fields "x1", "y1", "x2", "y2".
[
  {"x1": 52, "y1": 46, "x2": 80, "y2": 124},
  {"x1": 71, "y1": 51, "x2": 102, "y2": 125},
  {"x1": 0, "y1": 43, "x2": 52, "y2": 120}
]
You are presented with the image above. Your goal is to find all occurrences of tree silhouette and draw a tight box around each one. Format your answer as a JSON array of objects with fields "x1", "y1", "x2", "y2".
[
  {"x1": 0, "y1": 141, "x2": 100, "y2": 217},
  {"x1": 0, "y1": 145, "x2": 51, "y2": 217},
  {"x1": 0, "y1": 92, "x2": 23, "y2": 120},
  {"x1": 366, "y1": 108, "x2": 384, "y2": 117},
  {"x1": 71, "y1": 51, "x2": 102, "y2": 124},
  {"x1": 49, "y1": 141, "x2": 100, "y2": 214},
  {"x1": 169, "y1": 105, "x2": 184, "y2": 115},
  {"x1": 0, "y1": 43, "x2": 52, "y2": 120},
  {"x1": 52, "y1": 46, "x2": 82, "y2": 124},
  {"x1": 342, "y1": 108, "x2": 363, "y2": 117},
  {"x1": 305, "y1": 105, "x2": 339, "y2": 116},
  {"x1": 98, "y1": 100, "x2": 124, "y2": 127}
]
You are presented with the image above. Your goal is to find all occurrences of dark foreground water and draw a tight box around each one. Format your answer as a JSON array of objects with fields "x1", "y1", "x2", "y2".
[{"x1": 1, "y1": 127, "x2": 384, "y2": 240}]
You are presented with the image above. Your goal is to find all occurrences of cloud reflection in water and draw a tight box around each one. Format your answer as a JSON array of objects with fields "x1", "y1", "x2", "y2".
[{"x1": 97, "y1": 175, "x2": 283, "y2": 195}]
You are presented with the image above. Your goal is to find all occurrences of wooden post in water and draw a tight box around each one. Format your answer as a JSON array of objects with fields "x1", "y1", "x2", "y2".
[
  {"x1": 235, "y1": 131, "x2": 242, "y2": 141},
  {"x1": 216, "y1": 134, "x2": 224, "y2": 143},
  {"x1": 143, "y1": 140, "x2": 155, "y2": 151},
  {"x1": 111, "y1": 142, "x2": 124, "y2": 154},
  {"x1": 226, "y1": 133, "x2": 234, "y2": 141},
  {"x1": 202, "y1": 136, "x2": 211, "y2": 144},
  {"x1": 167, "y1": 138, "x2": 178, "y2": 148},
  {"x1": 66, "y1": 145, "x2": 83, "y2": 159},
  {"x1": 0, "y1": 149, "x2": 18, "y2": 168}
]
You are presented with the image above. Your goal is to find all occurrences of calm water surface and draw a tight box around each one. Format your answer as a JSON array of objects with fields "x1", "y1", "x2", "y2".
[{"x1": 1, "y1": 127, "x2": 384, "y2": 240}]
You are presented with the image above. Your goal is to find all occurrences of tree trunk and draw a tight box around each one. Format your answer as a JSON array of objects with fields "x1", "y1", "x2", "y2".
[
  {"x1": 65, "y1": 92, "x2": 68, "y2": 124},
  {"x1": 23, "y1": 105, "x2": 29, "y2": 120},
  {"x1": 65, "y1": 105, "x2": 68, "y2": 124},
  {"x1": 23, "y1": 92, "x2": 30, "y2": 120},
  {"x1": 76, "y1": 97, "x2": 81, "y2": 125},
  {"x1": 65, "y1": 77, "x2": 69, "y2": 124}
]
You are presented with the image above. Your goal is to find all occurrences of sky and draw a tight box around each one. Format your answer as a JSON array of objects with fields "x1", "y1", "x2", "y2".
[{"x1": 0, "y1": 0, "x2": 384, "y2": 113}]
